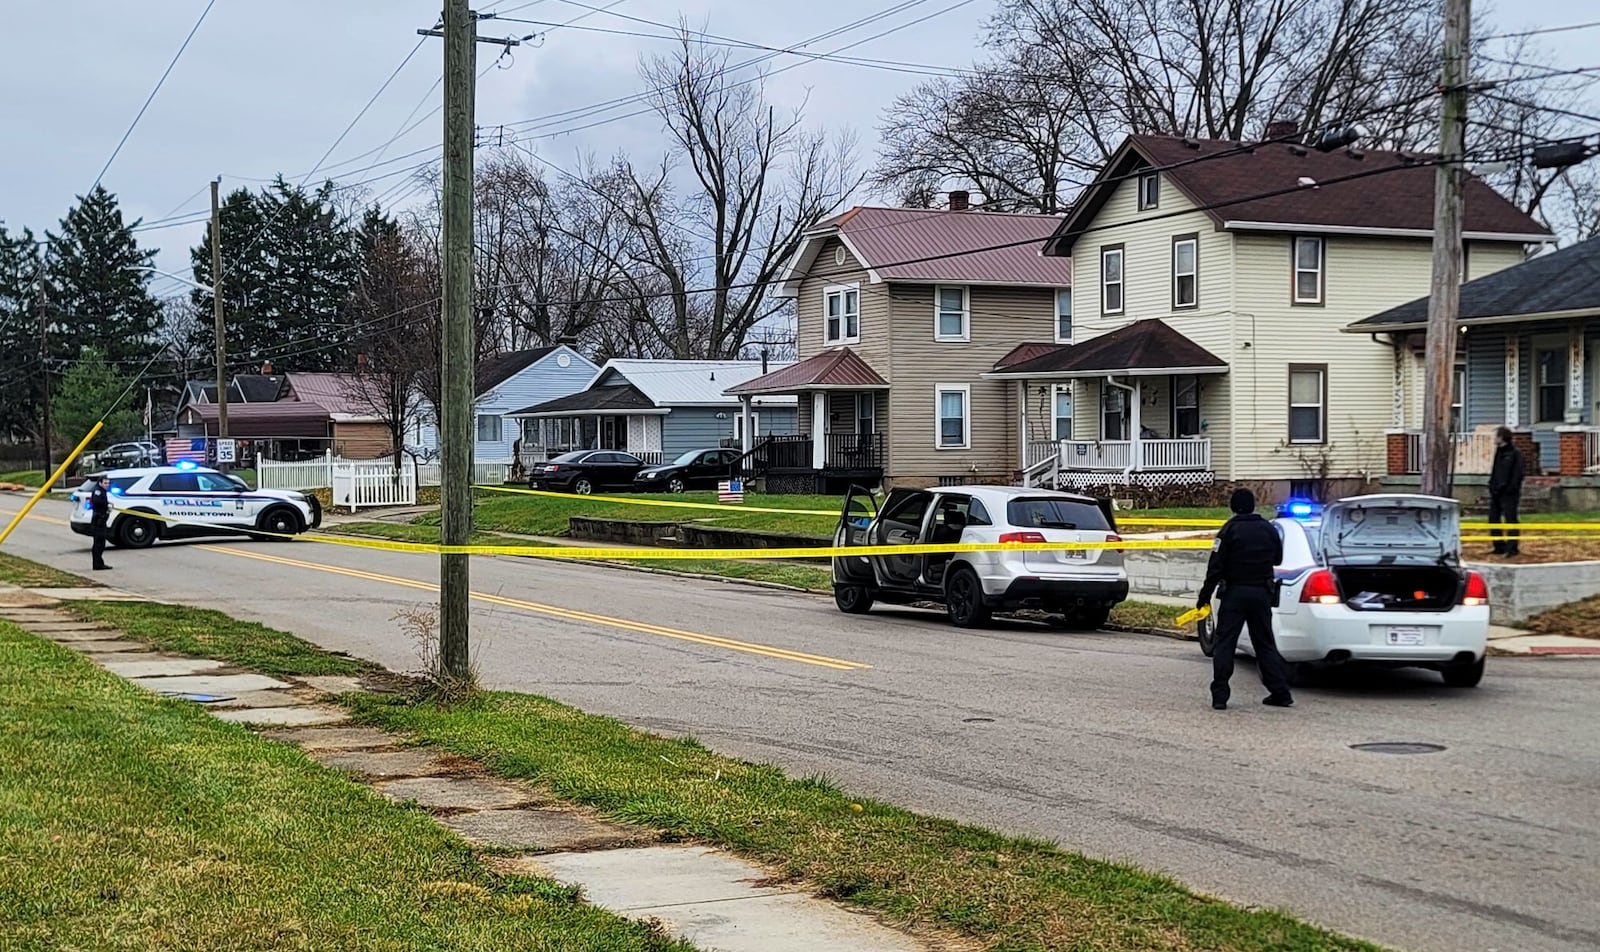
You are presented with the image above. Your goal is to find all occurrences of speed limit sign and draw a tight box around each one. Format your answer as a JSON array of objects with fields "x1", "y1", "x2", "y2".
[{"x1": 216, "y1": 439, "x2": 237, "y2": 464}]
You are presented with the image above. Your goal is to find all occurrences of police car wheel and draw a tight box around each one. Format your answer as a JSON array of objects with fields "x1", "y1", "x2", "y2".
[
  {"x1": 117, "y1": 516, "x2": 157, "y2": 549},
  {"x1": 261, "y1": 508, "x2": 301, "y2": 539},
  {"x1": 1197, "y1": 615, "x2": 1216, "y2": 657}
]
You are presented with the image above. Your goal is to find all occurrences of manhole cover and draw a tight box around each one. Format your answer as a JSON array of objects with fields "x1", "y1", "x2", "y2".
[
  {"x1": 962, "y1": 717, "x2": 995, "y2": 723},
  {"x1": 1350, "y1": 742, "x2": 1446, "y2": 755}
]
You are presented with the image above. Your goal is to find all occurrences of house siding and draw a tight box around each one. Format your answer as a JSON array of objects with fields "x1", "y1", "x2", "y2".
[
  {"x1": 415, "y1": 347, "x2": 598, "y2": 462},
  {"x1": 796, "y1": 238, "x2": 893, "y2": 371},
  {"x1": 662, "y1": 405, "x2": 798, "y2": 458},
  {"x1": 885, "y1": 282, "x2": 1054, "y2": 485},
  {"x1": 332, "y1": 422, "x2": 393, "y2": 459}
]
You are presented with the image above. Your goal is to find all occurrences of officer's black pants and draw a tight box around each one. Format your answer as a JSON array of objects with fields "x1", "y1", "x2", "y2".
[
  {"x1": 91, "y1": 522, "x2": 107, "y2": 567},
  {"x1": 1488, "y1": 491, "x2": 1520, "y2": 554},
  {"x1": 1211, "y1": 584, "x2": 1291, "y2": 704}
]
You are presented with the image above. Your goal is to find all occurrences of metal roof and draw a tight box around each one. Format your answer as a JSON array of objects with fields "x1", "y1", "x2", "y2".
[
  {"x1": 285, "y1": 373, "x2": 385, "y2": 421},
  {"x1": 594, "y1": 360, "x2": 798, "y2": 407},
  {"x1": 179, "y1": 402, "x2": 331, "y2": 438},
  {"x1": 509, "y1": 384, "x2": 667, "y2": 417},
  {"x1": 988, "y1": 319, "x2": 1228, "y2": 378},
  {"x1": 726, "y1": 348, "x2": 888, "y2": 395}
]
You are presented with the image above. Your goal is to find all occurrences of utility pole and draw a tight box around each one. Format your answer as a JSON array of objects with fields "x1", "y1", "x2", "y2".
[
  {"x1": 210, "y1": 178, "x2": 229, "y2": 458},
  {"x1": 421, "y1": 7, "x2": 520, "y2": 682},
  {"x1": 1421, "y1": 0, "x2": 1471, "y2": 498}
]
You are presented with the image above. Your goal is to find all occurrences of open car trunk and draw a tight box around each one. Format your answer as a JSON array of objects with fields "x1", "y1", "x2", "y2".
[{"x1": 1330, "y1": 565, "x2": 1464, "y2": 612}]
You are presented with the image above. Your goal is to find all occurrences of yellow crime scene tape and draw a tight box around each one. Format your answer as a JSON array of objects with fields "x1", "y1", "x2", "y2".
[{"x1": 1173, "y1": 605, "x2": 1211, "y2": 627}]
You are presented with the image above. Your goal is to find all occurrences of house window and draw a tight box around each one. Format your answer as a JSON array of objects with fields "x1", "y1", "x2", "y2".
[
  {"x1": 1172, "y1": 234, "x2": 1198, "y2": 309},
  {"x1": 824, "y1": 285, "x2": 860, "y2": 344},
  {"x1": 1452, "y1": 365, "x2": 1466, "y2": 433},
  {"x1": 936, "y1": 385, "x2": 970, "y2": 449},
  {"x1": 1138, "y1": 173, "x2": 1159, "y2": 210},
  {"x1": 733, "y1": 411, "x2": 761, "y2": 442},
  {"x1": 476, "y1": 414, "x2": 503, "y2": 443},
  {"x1": 934, "y1": 286, "x2": 969, "y2": 341},
  {"x1": 1288, "y1": 366, "x2": 1327, "y2": 443},
  {"x1": 1536, "y1": 348, "x2": 1566, "y2": 423},
  {"x1": 1101, "y1": 385, "x2": 1127, "y2": 441},
  {"x1": 1173, "y1": 374, "x2": 1200, "y2": 437},
  {"x1": 1101, "y1": 245, "x2": 1124, "y2": 314},
  {"x1": 1055, "y1": 288, "x2": 1073, "y2": 342},
  {"x1": 1053, "y1": 385, "x2": 1073, "y2": 441},
  {"x1": 1293, "y1": 237, "x2": 1324, "y2": 304}
]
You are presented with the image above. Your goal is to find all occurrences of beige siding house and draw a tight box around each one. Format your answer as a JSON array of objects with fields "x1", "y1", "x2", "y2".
[
  {"x1": 729, "y1": 204, "x2": 1071, "y2": 491},
  {"x1": 989, "y1": 134, "x2": 1550, "y2": 499}
]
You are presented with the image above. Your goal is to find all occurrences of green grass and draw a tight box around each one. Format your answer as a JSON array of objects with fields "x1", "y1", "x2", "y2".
[
  {"x1": 326, "y1": 520, "x2": 537, "y2": 549},
  {"x1": 0, "y1": 623, "x2": 692, "y2": 952},
  {"x1": 1109, "y1": 599, "x2": 1185, "y2": 632},
  {"x1": 349, "y1": 690, "x2": 1385, "y2": 952},
  {"x1": 67, "y1": 601, "x2": 373, "y2": 678},
  {"x1": 458, "y1": 490, "x2": 845, "y2": 539},
  {"x1": 0, "y1": 469, "x2": 46, "y2": 488},
  {"x1": 0, "y1": 551, "x2": 92, "y2": 589}
]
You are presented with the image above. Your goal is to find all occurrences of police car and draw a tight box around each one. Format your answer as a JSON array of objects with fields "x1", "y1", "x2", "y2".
[{"x1": 68, "y1": 462, "x2": 321, "y2": 548}]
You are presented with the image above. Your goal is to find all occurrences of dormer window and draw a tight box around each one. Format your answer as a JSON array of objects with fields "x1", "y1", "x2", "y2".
[{"x1": 1138, "y1": 173, "x2": 1160, "y2": 210}]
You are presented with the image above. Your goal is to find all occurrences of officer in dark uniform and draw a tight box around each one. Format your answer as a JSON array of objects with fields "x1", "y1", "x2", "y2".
[
  {"x1": 1197, "y1": 488, "x2": 1291, "y2": 710},
  {"x1": 88, "y1": 474, "x2": 112, "y2": 571}
]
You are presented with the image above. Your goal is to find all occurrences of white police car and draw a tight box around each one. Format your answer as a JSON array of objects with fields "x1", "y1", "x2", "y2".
[
  {"x1": 1197, "y1": 494, "x2": 1489, "y2": 686},
  {"x1": 69, "y1": 463, "x2": 321, "y2": 548}
]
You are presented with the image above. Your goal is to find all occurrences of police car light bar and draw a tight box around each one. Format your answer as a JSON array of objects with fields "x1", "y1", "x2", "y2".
[
  {"x1": 1279, "y1": 499, "x2": 1320, "y2": 519},
  {"x1": 175, "y1": 460, "x2": 198, "y2": 470}
]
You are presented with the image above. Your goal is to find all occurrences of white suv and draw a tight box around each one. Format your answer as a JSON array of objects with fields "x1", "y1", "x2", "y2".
[
  {"x1": 832, "y1": 484, "x2": 1129, "y2": 629},
  {"x1": 69, "y1": 464, "x2": 321, "y2": 548}
]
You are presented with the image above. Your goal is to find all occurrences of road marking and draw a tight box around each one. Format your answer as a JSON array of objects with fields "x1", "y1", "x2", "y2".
[{"x1": 199, "y1": 544, "x2": 872, "y2": 671}]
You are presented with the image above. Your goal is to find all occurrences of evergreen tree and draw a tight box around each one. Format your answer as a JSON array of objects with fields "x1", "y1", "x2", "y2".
[
  {"x1": 0, "y1": 223, "x2": 43, "y2": 442},
  {"x1": 51, "y1": 348, "x2": 143, "y2": 451},
  {"x1": 43, "y1": 186, "x2": 160, "y2": 367}
]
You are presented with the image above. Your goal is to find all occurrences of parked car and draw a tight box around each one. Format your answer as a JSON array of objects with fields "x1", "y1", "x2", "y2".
[
  {"x1": 97, "y1": 442, "x2": 161, "y2": 469},
  {"x1": 1197, "y1": 494, "x2": 1489, "y2": 687},
  {"x1": 527, "y1": 450, "x2": 646, "y2": 495},
  {"x1": 832, "y1": 484, "x2": 1129, "y2": 629},
  {"x1": 68, "y1": 463, "x2": 321, "y2": 548},
  {"x1": 633, "y1": 448, "x2": 742, "y2": 494}
]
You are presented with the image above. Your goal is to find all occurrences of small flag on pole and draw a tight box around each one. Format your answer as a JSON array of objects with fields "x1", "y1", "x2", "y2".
[{"x1": 718, "y1": 478, "x2": 745, "y2": 504}]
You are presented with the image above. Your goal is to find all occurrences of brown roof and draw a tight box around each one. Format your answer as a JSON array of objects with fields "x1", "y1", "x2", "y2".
[
  {"x1": 285, "y1": 373, "x2": 380, "y2": 418},
  {"x1": 726, "y1": 348, "x2": 889, "y2": 395},
  {"x1": 994, "y1": 341, "x2": 1065, "y2": 370},
  {"x1": 989, "y1": 320, "x2": 1227, "y2": 377},
  {"x1": 788, "y1": 206, "x2": 1071, "y2": 290},
  {"x1": 1046, "y1": 135, "x2": 1550, "y2": 254},
  {"x1": 179, "y1": 402, "x2": 331, "y2": 438}
]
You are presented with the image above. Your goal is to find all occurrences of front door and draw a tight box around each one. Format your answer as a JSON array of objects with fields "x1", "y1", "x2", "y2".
[
  {"x1": 1101, "y1": 384, "x2": 1128, "y2": 441},
  {"x1": 602, "y1": 417, "x2": 619, "y2": 450}
]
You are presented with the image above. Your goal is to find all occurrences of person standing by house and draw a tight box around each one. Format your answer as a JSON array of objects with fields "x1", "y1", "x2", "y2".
[
  {"x1": 88, "y1": 474, "x2": 113, "y2": 571},
  {"x1": 1489, "y1": 425, "x2": 1524, "y2": 557},
  {"x1": 1197, "y1": 488, "x2": 1292, "y2": 710}
]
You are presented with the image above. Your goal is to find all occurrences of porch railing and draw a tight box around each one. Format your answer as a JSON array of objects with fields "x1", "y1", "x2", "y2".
[
  {"x1": 1030, "y1": 439, "x2": 1210, "y2": 473},
  {"x1": 1400, "y1": 430, "x2": 1496, "y2": 475},
  {"x1": 734, "y1": 432, "x2": 883, "y2": 476}
]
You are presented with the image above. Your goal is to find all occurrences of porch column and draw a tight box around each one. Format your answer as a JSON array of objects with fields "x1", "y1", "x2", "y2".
[
  {"x1": 1018, "y1": 380, "x2": 1029, "y2": 469},
  {"x1": 740, "y1": 396, "x2": 754, "y2": 455},
  {"x1": 1128, "y1": 378, "x2": 1143, "y2": 471},
  {"x1": 811, "y1": 392, "x2": 826, "y2": 470},
  {"x1": 1392, "y1": 345, "x2": 1406, "y2": 429},
  {"x1": 1569, "y1": 324, "x2": 1585, "y2": 424},
  {"x1": 1505, "y1": 336, "x2": 1521, "y2": 427}
]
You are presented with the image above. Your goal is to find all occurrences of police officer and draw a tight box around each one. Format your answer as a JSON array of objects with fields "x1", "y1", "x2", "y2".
[
  {"x1": 1197, "y1": 488, "x2": 1291, "y2": 710},
  {"x1": 88, "y1": 474, "x2": 113, "y2": 571}
]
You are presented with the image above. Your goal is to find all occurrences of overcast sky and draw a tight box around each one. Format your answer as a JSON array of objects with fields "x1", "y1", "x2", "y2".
[{"x1": 3, "y1": 0, "x2": 1596, "y2": 287}]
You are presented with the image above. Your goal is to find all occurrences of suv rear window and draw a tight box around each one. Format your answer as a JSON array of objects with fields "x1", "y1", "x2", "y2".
[{"x1": 1006, "y1": 497, "x2": 1111, "y2": 531}]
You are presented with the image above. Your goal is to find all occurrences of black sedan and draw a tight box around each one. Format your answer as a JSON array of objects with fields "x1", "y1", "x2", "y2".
[
  {"x1": 632, "y1": 448, "x2": 742, "y2": 494},
  {"x1": 528, "y1": 450, "x2": 645, "y2": 495}
]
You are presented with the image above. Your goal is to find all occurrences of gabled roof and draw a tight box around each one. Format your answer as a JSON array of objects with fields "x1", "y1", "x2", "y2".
[
  {"x1": 476, "y1": 347, "x2": 561, "y2": 394},
  {"x1": 994, "y1": 341, "x2": 1064, "y2": 370},
  {"x1": 509, "y1": 384, "x2": 666, "y2": 417},
  {"x1": 778, "y1": 206, "x2": 1071, "y2": 296},
  {"x1": 285, "y1": 373, "x2": 385, "y2": 421},
  {"x1": 726, "y1": 348, "x2": 889, "y2": 396},
  {"x1": 230, "y1": 374, "x2": 288, "y2": 403},
  {"x1": 180, "y1": 380, "x2": 216, "y2": 406},
  {"x1": 178, "y1": 402, "x2": 331, "y2": 438},
  {"x1": 593, "y1": 360, "x2": 797, "y2": 407},
  {"x1": 1346, "y1": 237, "x2": 1600, "y2": 332},
  {"x1": 987, "y1": 319, "x2": 1228, "y2": 378},
  {"x1": 1045, "y1": 135, "x2": 1552, "y2": 256}
]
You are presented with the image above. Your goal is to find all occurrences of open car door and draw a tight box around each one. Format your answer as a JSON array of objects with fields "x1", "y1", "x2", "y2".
[{"x1": 832, "y1": 485, "x2": 880, "y2": 586}]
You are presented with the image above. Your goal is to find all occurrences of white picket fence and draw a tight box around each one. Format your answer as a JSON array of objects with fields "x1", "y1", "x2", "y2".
[
  {"x1": 260, "y1": 453, "x2": 513, "y2": 497},
  {"x1": 332, "y1": 459, "x2": 418, "y2": 511},
  {"x1": 415, "y1": 461, "x2": 512, "y2": 487}
]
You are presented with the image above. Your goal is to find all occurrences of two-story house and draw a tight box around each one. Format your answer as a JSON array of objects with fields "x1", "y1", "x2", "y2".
[
  {"x1": 728, "y1": 201, "x2": 1073, "y2": 492},
  {"x1": 988, "y1": 134, "x2": 1549, "y2": 499}
]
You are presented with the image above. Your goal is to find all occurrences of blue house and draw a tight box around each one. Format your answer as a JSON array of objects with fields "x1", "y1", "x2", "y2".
[
  {"x1": 410, "y1": 345, "x2": 599, "y2": 464},
  {"x1": 509, "y1": 359, "x2": 798, "y2": 465},
  {"x1": 1350, "y1": 236, "x2": 1600, "y2": 502}
]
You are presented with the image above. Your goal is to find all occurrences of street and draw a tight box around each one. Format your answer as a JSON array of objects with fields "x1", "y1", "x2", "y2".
[{"x1": 4, "y1": 497, "x2": 1597, "y2": 952}]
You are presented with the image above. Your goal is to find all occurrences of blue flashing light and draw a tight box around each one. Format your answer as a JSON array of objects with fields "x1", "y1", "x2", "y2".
[
  {"x1": 110, "y1": 486, "x2": 124, "y2": 495},
  {"x1": 175, "y1": 460, "x2": 198, "y2": 470},
  {"x1": 1279, "y1": 499, "x2": 1320, "y2": 520}
]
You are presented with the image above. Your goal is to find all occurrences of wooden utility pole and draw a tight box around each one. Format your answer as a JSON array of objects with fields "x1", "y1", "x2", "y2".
[
  {"x1": 1421, "y1": 0, "x2": 1471, "y2": 498},
  {"x1": 210, "y1": 178, "x2": 229, "y2": 445}
]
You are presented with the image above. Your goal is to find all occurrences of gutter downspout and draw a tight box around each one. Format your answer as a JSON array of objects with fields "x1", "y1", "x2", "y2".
[{"x1": 1107, "y1": 376, "x2": 1138, "y2": 478}]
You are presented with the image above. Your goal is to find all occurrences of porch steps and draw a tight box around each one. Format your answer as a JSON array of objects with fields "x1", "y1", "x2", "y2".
[{"x1": 1464, "y1": 477, "x2": 1556, "y2": 515}]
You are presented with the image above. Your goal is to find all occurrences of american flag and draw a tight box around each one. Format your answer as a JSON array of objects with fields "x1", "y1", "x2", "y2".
[
  {"x1": 166, "y1": 438, "x2": 206, "y2": 465},
  {"x1": 717, "y1": 478, "x2": 745, "y2": 504}
]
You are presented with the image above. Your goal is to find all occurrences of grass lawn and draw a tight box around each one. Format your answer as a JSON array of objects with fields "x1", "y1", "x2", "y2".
[
  {"x1": 0, "y1": 469, "x2": 46, "y2": 488},
  {"x1": 0, "y1": 551, "x2": 94, "y2": 589},
  {"x1": 0, "y1": 623, "x2": 691, "y2": 952},
  {"x1": 461, "y1": 490, "x2": 846, "y2": 539}
]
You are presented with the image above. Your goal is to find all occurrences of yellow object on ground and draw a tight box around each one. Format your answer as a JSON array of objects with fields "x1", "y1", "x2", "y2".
[{"x1": 1174, "y1": 605, "x2": 1211, "y2": 627}]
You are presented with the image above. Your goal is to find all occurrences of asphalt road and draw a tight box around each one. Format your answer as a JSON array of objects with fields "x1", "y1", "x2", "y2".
[{"x1": 5, "y1": 497, "x2": 1597, "y2": 952}]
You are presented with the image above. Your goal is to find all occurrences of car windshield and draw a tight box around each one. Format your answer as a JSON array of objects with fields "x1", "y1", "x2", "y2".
[
  {"x1": 1006, "y1": 497, "x2": 1111, "y2": 531},
  {"x1": 671, "y1": 450, "x2": 704, "y2": 466}
]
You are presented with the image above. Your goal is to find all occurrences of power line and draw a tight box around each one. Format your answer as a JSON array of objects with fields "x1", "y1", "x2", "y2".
[
  {"x1": 90, "y1": 0, "x2": 218, "y2": 193},
  {"x1": 1483, "y1": 19, "x2": 1600, "y2": 41}
]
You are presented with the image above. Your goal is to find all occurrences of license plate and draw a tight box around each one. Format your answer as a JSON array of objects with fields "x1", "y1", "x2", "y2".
[
  {"x1": 1387, "y1": 626, "x2": 1426, "y2": 646},
  {"x1": 1062, "y1": 550, "x2": 1087, "y2": 561}
]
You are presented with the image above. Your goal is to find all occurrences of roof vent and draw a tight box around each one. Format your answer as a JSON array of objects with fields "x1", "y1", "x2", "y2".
[{"x1": 1288, "y1": 144, "x2": 1308, "y2": 157}]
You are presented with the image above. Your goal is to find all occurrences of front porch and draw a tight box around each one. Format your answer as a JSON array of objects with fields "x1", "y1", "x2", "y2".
[
  {"x1": 727, "y1": 348, "x2": 889, "y2": 492},
  {"x1": 509, "y1": 383, "x2": 670, "y2": 471},
  {"x1": 1024, "y1": 436, "x2": 1214, "y2": 490}
]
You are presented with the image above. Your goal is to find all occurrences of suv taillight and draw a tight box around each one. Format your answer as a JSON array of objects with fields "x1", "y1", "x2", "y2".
[
  {"x1": 1106, "y1": 532, "x2": 1123, "y2": 553},
  {"x1": 1462, "y1": 571, "x2": 1489, "y2": 607},
  {"x1": 1299, "y1": 569, "x2": 1341, "y2": 605},
  {"x1": 999, "y1": 531, "x2": 1047, "y2": 545}
]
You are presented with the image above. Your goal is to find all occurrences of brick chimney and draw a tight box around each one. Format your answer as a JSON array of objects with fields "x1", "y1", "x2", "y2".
[
  {"x1": 355, "y1": 352, "x2": 368, "y2": 371},
  {"x1": 260, "y1": 359, "x2": 274, "y2": 374},
  {"x1": 1265, "y1": 120, "x2": 1299, "y2": 142},
  {"x1": 948, "y1": 190, "x2": 970, "y2": 211}
]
